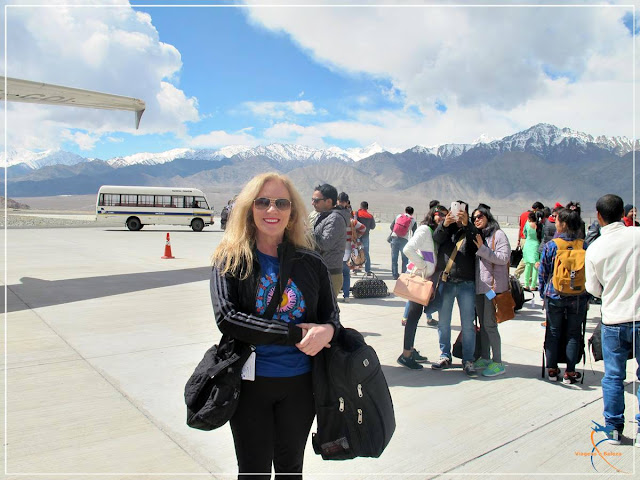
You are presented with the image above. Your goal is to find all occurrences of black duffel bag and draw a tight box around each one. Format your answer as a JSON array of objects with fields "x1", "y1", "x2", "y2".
[
  {"x1": 351, "y1": 272, "x2": 389, "y2": 298},
  {"x1": 184, "y1": 335, "x2": 254, "y2": 431},
  {"x1": 588, "y1": 321, "x2": 633, "y2": 362}
]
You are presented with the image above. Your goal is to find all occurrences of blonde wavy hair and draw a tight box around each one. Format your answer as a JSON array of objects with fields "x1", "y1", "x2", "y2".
[{"x1": 212, "y1": 172, "x2": 313, "y2": 278}]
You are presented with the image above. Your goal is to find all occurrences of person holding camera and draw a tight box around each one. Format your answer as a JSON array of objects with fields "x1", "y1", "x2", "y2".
[{"x1": 431, "y1": 200, "x2": 480, "y2": 377}]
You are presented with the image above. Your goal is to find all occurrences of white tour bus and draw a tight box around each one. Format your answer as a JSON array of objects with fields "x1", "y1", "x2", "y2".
[{"x1": 96, "y1": 185, "x2": 214, "y2": 231}]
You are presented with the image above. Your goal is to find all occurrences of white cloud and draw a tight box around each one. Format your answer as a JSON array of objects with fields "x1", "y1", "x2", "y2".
[
  {"x1": 243, "y1": 100, "x2": 316, "y2": 118},
  {"x1": 61, "y1": 130, "x2": 101, "y2": 151},
  {"x1": 244, "y1": 2, "x2": 637, "y2": 138},
  {"x1": 189, "y1": 129, "x2": 260, "y2": 148},
  {"x1": 2, "y1": 1, "x2": 200, "y2": 150}
]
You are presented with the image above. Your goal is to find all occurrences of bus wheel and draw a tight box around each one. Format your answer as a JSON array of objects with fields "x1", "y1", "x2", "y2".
[
  {"x1": 126, "y1": 217, "x2": 142, "y2": 231},
  {"x1": 191, "y1": 218, "x2": 205, "y2": 232}
]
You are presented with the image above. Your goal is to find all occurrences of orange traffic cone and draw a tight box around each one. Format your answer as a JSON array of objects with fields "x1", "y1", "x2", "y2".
[{"x1": 161, "y1": 232, "x2": 175, "y2": 259}]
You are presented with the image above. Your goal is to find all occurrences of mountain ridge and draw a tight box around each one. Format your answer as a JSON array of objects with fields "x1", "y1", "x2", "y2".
[{"x1": 4, "y1": 123, "x2": 639, "y2": 170}]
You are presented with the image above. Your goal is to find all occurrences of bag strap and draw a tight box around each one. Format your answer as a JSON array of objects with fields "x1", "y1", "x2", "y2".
[
  {"x1": 206, "y1": 350, "x2": 241, "y2": 378},
  {"x1": 262, "y1": 243, "x2": 294, "y2": 320},
  {"x1": 441, "y1": 236, "x2": 465, "y2": 282}
]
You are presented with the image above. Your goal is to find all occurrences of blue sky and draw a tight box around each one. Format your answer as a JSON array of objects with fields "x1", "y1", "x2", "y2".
[{"x1": 3, "y1": 2, "x2": 637, "y2": 160}]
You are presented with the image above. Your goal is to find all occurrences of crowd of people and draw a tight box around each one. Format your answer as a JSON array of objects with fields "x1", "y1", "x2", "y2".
[{"x1": 208, "y1": 172, "x2": 639, "y2": 478}]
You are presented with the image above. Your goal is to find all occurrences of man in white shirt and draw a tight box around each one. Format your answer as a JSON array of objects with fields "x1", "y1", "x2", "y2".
[{"x1": 585, "y1": 194, "x2": 640, "y2": 447}]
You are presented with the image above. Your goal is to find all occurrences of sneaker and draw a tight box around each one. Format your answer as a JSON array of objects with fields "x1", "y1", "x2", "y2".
[
  {"x1": 366, "y1": 271, "x2": 374, "y2": 276},
  {"x1": 411, "y1": 348, "x2": 428, "y2": 363},
  {"x1": 562, "y1": 371, "x2": 582, "y2": 385},
  {"x1": 426, "y1": 318, "x2": 439, "y2": 327},
  {"x1": 548, "y1": 368, "x2": 561, "y2": 382},
  {"x1": 431, "y1": 357, "x2": 452, "y2": 370},
  {"x1": 397, "y1": 354, "x2": 423, "y2": 370},
  {"x1": 635, "y1": 431, "x2": 640, "y2": 448},
  {"x1": 474, "y1": 358, "x2": 491, "y2": 369},
  {"x1": 540, "y1": 321, "x2": 547, "y2": 328},
  {"x1": 604, "y1": 428, "x2": 621, "y2": 445},
  {"x1": 482, "y1": 362, "x2": 506, "y2": 377},
  {"x1": 343, "y1": 297, "x2": 350, "y2": 303},
  {"x1": 463, "y1": 361, "x2": 478, "y2": 377},
  {"x1": 401, "y1": 317, "x2": 407, "y2": 327}
]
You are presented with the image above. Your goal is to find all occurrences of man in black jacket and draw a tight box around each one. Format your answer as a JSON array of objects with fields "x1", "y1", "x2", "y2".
[{"x1": 430, "y1": 201, "x2": 480, "y2": 377}]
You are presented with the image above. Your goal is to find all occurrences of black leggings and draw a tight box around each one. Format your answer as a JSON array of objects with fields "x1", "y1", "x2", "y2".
[
  {"x1": 229, "y1": 373, "x2": 315, "y2": 480},
  {"x1": 403, "y1": 300, "x2": 425, "y2": 350}
]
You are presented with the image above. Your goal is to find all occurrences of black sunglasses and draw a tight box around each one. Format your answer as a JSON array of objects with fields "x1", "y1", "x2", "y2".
[
  {"x1": 472, "y1": 213, "x2": 485, "y2": 221},
  {"x1": 253, "y1": 197, "x2": 292, "y2": 211}
]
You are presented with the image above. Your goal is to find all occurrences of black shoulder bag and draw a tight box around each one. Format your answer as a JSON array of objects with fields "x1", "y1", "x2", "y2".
[{"x1": 184, "y1": 256, "x2": 291, "y2": 431}]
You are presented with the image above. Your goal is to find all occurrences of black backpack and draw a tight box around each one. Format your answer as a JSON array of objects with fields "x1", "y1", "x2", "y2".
[{"x1": 311, "y1": 328, "x2": 395, "y2": 460}]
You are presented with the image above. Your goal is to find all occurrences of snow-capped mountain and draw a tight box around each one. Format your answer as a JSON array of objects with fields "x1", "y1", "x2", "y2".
[
  {"x1": 345, "y1": 143, "x2": 387, "y2": 161},
  {"x1": 105, "y1": 145, "x2": 255, "y2": 168},
  {"x1": 4, "y1": 124, "x2": 638, "y2": 173},
  {"x1": 232, "y1": 144, "x2": 352, "y2": 163},
  {"x1": 472, "y1": 134, "x2": 498, "y2": 144},
  {"x1": 479, "y1": 123, "x2": 639, "y2": 157},
  {"x1": 2, "y1": 148, "x2": 88, "y2": 169}
]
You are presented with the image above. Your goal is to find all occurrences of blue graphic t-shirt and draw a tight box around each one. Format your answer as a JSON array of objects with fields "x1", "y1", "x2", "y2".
[{"x1": 255, "y1": 251, "x2": 310, "y2": 377}]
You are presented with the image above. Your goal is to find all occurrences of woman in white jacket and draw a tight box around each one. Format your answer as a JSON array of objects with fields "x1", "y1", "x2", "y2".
[{"x1": 396, "y1": 207, "x2": 439, "y2": 369}]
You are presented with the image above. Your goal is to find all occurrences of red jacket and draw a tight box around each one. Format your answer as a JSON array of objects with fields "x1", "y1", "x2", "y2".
[{"x1": 518, "y1": 211, "x2": 531, "y2": 239}]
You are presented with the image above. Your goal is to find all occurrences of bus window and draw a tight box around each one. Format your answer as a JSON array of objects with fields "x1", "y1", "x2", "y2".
[
  {"x1": 122, "y1": 194, "x2": 137, "y2": 206},
  {"x1": 98, "y1": 193, "x2": 104, "y2": 206},
  {"x1": 171, "y1": 196, "x2": 182, "y2": 208},
  {"x1": 155, "y1": 195, "x2": 172, "y2": 207},
  {"x1": 194, "y1": 196, "x2": 208, "y2": 209},
  {"x1": 139, "y1": 195, "x2": 154, "y2": 206},
  {"x1": 103, "y1": 194, "x2": 120, "y2": 206}
]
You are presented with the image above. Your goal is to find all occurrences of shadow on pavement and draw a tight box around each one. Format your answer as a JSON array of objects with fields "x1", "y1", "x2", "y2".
[{"x1": 4, "y1": 267, "x2": 211, "y2": 313}]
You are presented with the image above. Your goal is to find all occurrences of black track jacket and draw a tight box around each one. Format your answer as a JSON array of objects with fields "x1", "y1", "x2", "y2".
[{"x1": 210, "y1": 241, "x2": 341, "y2": 346}]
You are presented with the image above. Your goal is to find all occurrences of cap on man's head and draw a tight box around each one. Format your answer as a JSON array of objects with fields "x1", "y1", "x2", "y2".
[{"x1": 624, "y1": 204, "x2": 634, "y2": 216}]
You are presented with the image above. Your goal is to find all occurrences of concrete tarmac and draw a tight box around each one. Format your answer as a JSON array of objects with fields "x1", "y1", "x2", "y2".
[{"x1": 2, "y1": 223, "x2": 638, "y2": 479}]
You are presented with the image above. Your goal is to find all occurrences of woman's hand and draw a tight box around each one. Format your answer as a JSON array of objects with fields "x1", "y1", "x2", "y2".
[
  {"x1": 296, "y1": 323, "x2": 334, "y2": 356},
  {"x1": 473, "y1": 233, "x2": 483, "y2": 249},
  {"x1": 444, "y1": 211, "x2": 456, "y2": 226}
]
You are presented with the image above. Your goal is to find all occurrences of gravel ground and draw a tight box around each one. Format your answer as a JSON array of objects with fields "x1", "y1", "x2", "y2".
[{"x1": 2, "y1": 214, "x2": 98, "y2": 229}]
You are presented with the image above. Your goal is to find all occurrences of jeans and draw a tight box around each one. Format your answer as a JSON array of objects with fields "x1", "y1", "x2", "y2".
[
  {"x1": 361, "y1": 235, "x2": 372, "y2": 272},
  {"x1": 601, "y1": 322, "x2": 640, "y2": 434},
  {"x1": 437, "y1": 280, "x2": 476, "y2": 362},
  {"x1": 390, "y1": 236, "x2": 408, "y2": 278},
  {"x1": 544, "y1": 295, "x2": 587, "y2": 371},
  {"x1": 342, "y1": 260, "x2": 350, "y2": 298},
  {"x1": 475, "y1": 295, "x2": 501, "y2": 362}
]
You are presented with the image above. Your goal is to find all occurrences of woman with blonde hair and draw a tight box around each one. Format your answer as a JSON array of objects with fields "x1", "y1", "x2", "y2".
[{"x1": 210, "y1": 172, "x2": 340, "y2": 479}]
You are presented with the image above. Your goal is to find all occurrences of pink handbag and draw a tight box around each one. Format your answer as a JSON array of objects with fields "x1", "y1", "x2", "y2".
[{"x1": 393, "y1": 272, "x2": 435, "y2": 306}]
